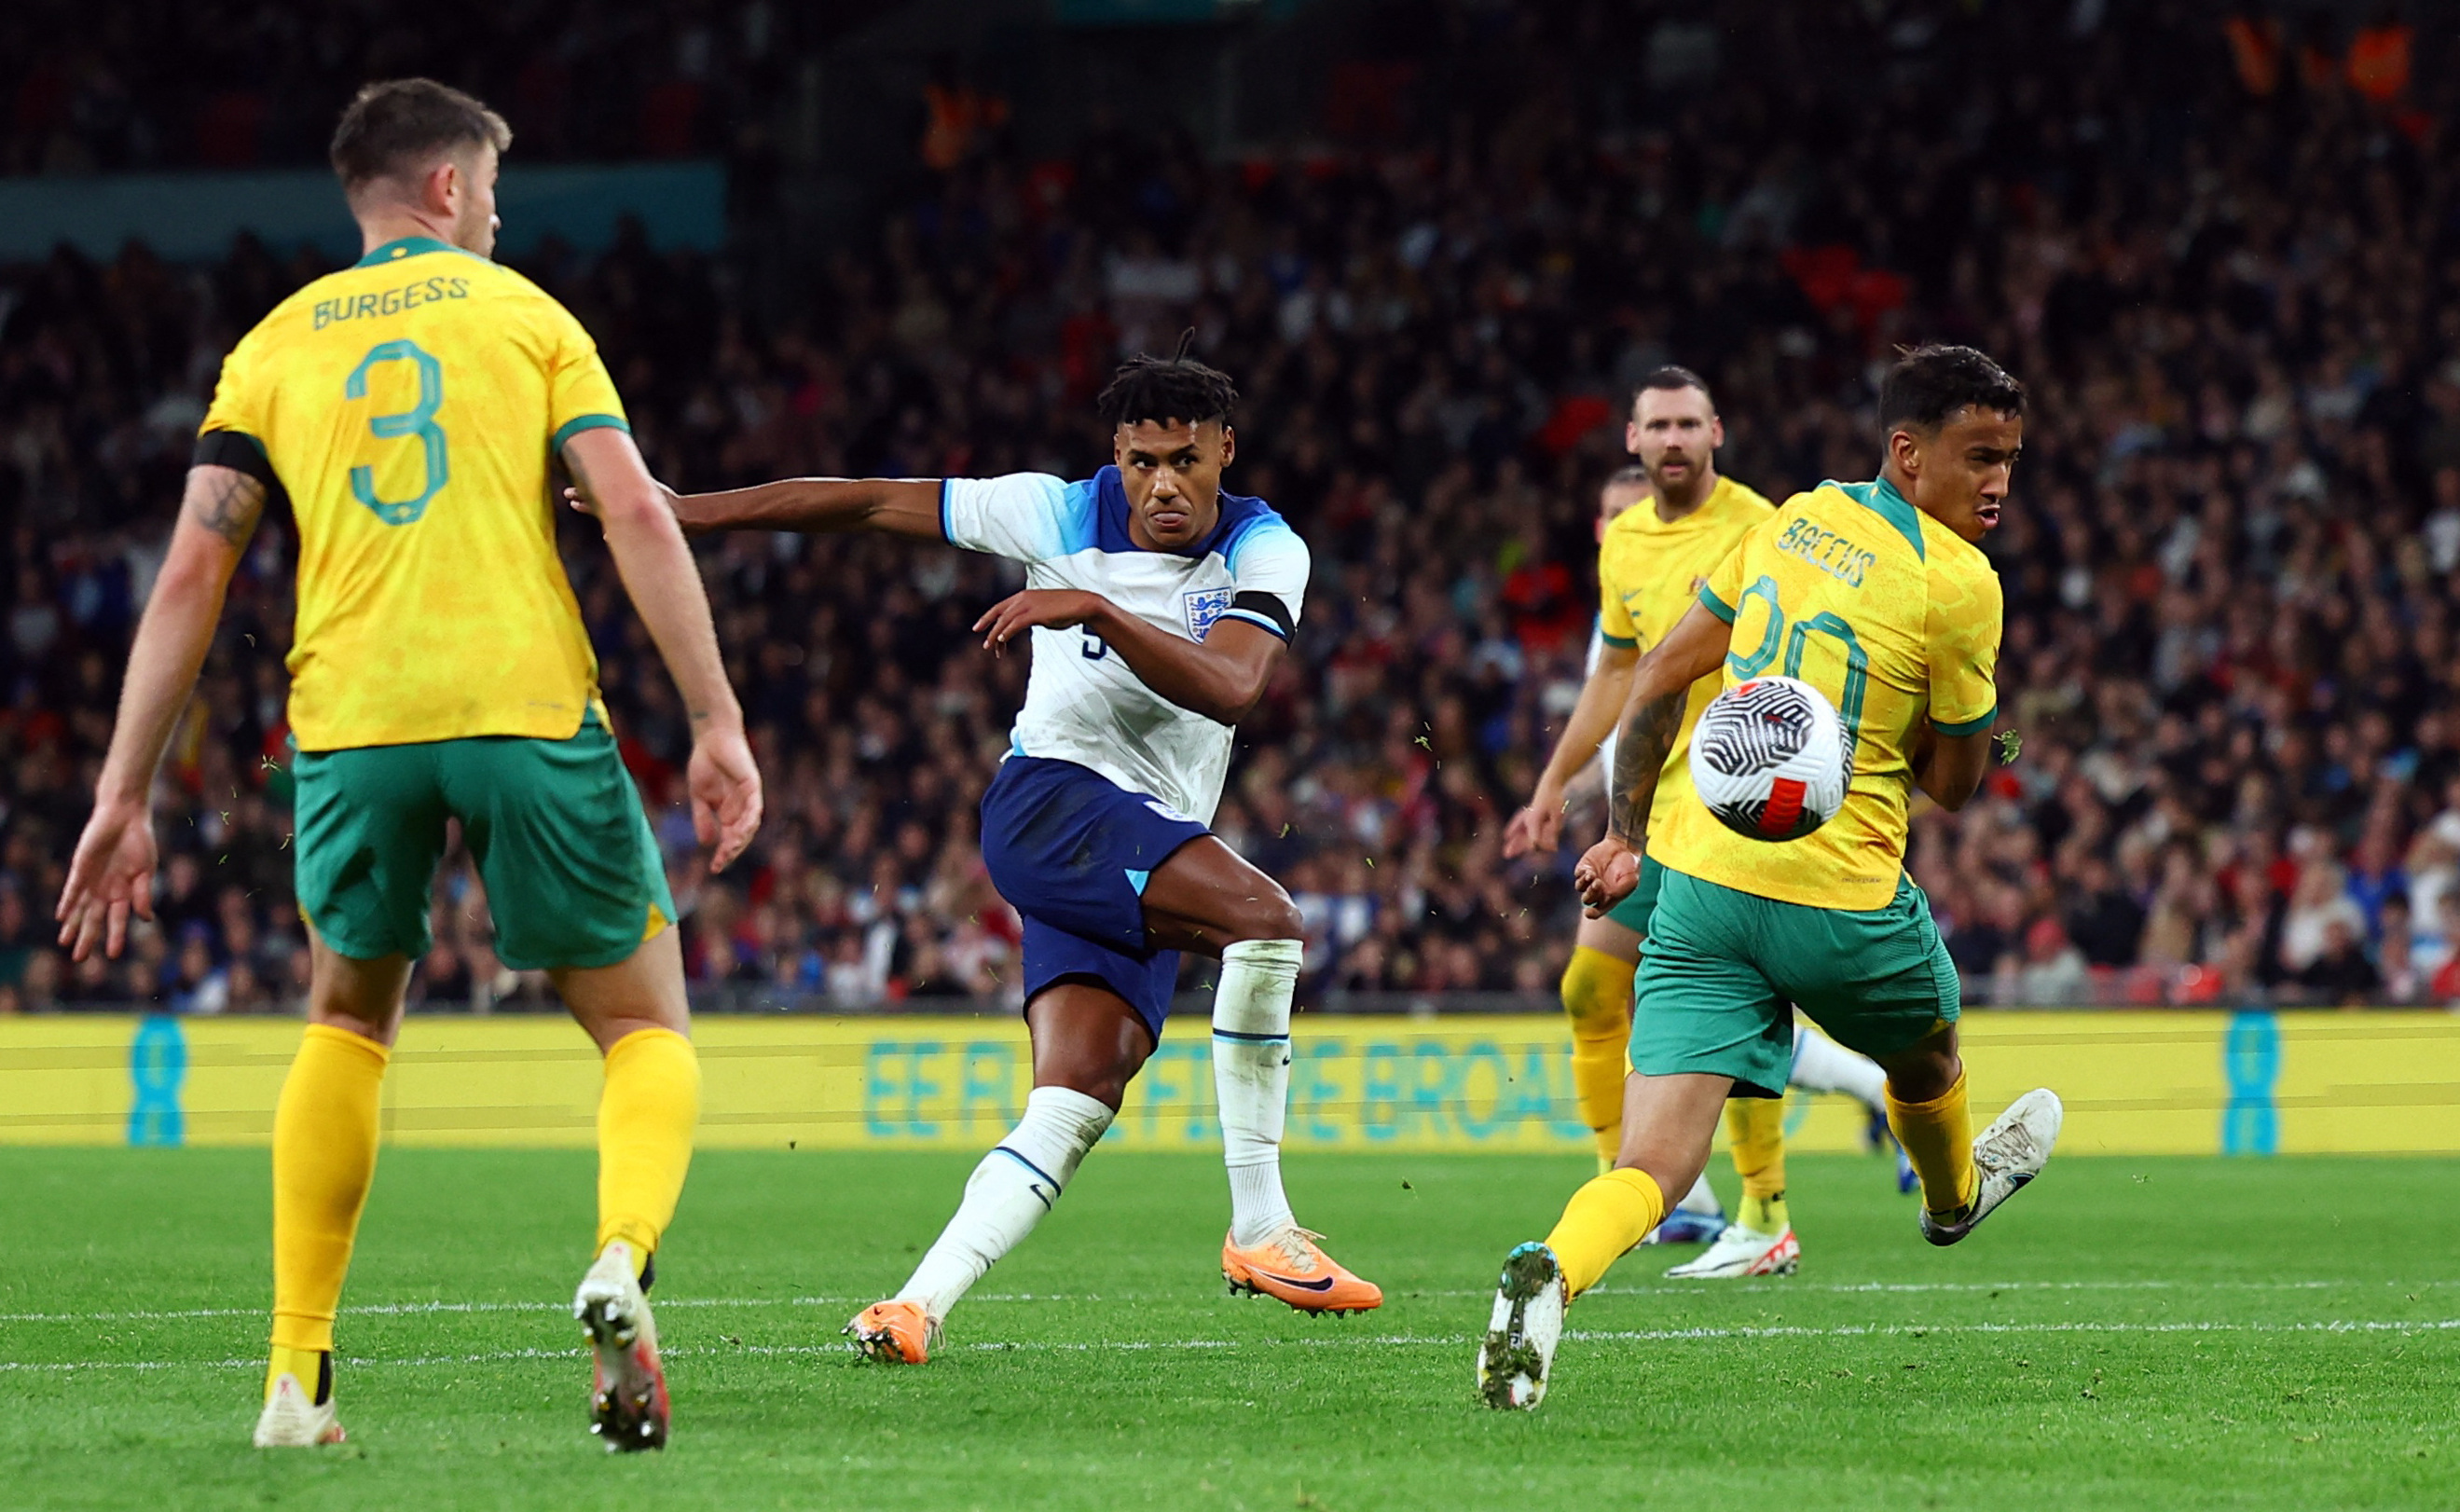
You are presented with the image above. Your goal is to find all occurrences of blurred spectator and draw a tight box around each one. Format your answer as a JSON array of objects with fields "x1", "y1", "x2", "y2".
[{"x1": 6, "y1": 3, "x2": 2460, "y2": 1010}]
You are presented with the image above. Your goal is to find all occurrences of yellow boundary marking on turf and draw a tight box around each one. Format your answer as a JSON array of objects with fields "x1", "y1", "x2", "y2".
[{"x1": 10, "y1": 1317, "x2": 2460, "y2": 1373}]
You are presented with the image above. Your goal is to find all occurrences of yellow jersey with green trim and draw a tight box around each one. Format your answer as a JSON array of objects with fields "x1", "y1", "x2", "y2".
[
  {"x1": 1596, "y1": 474, "x2": 1776, "y2": 834},
  {"x1": 199, "y1": 236, "x2": 626, "y2": 751},
  {"x1": 1650, "y1": 476, "x2": 2002, "y2": 911}
]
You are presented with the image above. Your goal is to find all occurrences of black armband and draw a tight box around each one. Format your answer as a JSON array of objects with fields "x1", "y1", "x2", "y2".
[
  {"x1": 1220, "y1": 590, "x2": 1295, "y2": 640},
  {"x1": 193, "y1": 430, "x2": 289, "y2": 512}
]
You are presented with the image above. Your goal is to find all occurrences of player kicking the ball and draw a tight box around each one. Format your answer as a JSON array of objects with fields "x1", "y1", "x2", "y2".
[
  {"x1": 1505, "y1": 369, "x2": 1912, "y2": 1281},
  {"x1": 646, "y1": 349, "x2": 1379, "y2": 1362},
  {"x1": 1479, "y1": 345, "x2": 2063, "y2": 1410}
]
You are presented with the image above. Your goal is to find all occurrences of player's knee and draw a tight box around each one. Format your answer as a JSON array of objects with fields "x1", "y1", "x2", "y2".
[
  {"x1": 1211, "y1": 887, "x2": 1303, "y2": 946},
  {"x1": 1046, "y1": 1049, "x2": 1143, "y2": 1111},
  {"x1": 1260, "y1": 897, "x2": 1305, "y2": 942},
  {"x1": 1620, "y1": 1148, "x2": 1706, "y2": 1207},
  {"x1": 1878, "y1": 1041, "x2": 1960, "y2": 1104},
  {"x1": 1559, "y1": 946, "x2": 1629, "y2": 1028}
]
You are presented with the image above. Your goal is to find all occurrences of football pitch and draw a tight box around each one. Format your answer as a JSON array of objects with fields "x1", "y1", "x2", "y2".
[{"x1": 5, "y1": 1146, "x2": 2454, "y2": 1510}]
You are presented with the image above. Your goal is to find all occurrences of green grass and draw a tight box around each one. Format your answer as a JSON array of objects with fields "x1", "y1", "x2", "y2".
[{"x1": 4, "y1": 1147, "x2": 2456, "y2": 1510}]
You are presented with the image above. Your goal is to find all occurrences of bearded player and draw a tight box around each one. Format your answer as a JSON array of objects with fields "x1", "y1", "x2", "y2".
[
  {"x1": 1505, "y1": 369, "x2": 1910, "y2": 1279},
  {"x1": 639, "y1": 350, "x2": 1379, "y2": 1362},
  {"x1": 1480, "y1": 344, "x2": 2063, "y2": 1410}
]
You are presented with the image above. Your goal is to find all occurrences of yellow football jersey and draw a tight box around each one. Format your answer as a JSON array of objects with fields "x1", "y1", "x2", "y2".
[
  {"x1": 1650, "y1": 476, "x2": 2002, "y2": 911},
  {"x1": 1596, "y1": 474, "x2": 1776, "y2": 834},
  {"x1": 199, "y1": 236, "x2": 625, "y2": 752}
]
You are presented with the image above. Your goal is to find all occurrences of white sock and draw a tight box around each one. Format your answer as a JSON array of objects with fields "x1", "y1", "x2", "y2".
[
  {"x1": 1213, "y1": 938, "x2": 1302, "y2": 1247},
  {"x1": 897, "y1": 1085, "x2": 1112, "y2": 1322},
  {"x1": 1676, "y1": 1171, "x2": 1722, "y2": 1216},
  {"x1": 1787, "y1": 1024, "x2": 1890, "y2": 1114}
]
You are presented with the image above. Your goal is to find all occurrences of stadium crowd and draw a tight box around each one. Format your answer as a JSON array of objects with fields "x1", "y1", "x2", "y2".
[
  {"x1": 0, "y1": 0, "x2": 793, "y2": 175},
  {"x1": 3, "y1": 3, "x2": 2460, "y2": 1011}
]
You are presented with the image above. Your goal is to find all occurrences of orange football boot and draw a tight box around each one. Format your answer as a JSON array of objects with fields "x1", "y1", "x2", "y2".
[
  {"x1": 845, "y1": 1299, "x2": 937, "y2": 1363},
  {"x1": 1221, "y1": 1227, "x2": 1382, "y2": 1314}
]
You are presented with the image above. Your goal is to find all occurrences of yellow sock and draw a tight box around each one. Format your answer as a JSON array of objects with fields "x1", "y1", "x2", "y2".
[
  {"x1": 265, "y1": 1344, "x2": 328, "y2": 1406},
  {"x1": 1543, "y1": 1166, "x2": 1665, "y2": 1297},
  {"x1": 1725, "y1": 1097, "x2": 1789, "y2": 1234},
  {"x1": 268, "y1": 1023, "x2": 388, "y2": 1401},
  {"x1": 596, "y1": 1027, "x2": 701, "y2": 1268},
  {"x1": 1888, "y1": 1069, "x2": 1979, "y2": 1218},
  {"x1": 1560, "y1": 946, "x2": 1634, "y2": 1169}
]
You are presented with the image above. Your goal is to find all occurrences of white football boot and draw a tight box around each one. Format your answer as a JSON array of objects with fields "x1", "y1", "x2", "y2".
[
  {"x1": 1477, "y1": 1242, "x2": 1568, "y2": 1411},
  {"x1": 575, "y1": 1241, "x2": 670, "y2": 1451},
  {"x1": 1920, "y1": 1088, "x2": 2064, "y2": 1245},
  {"x1": 1663, "y1": 1223, "x2": 1800, "y2": 1279},
  {"x1": 252, "y1": 1368, "x2": 344, "y2": 1448}
]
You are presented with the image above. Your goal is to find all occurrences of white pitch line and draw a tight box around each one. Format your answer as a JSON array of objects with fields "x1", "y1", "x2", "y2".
[
  {"x1": 0, "y1": 1277, "x2": 2431, "y2": 1325},
  {"x1": 7, "y1": 1317, "x2": 2459, "y2": 1374},
  {"x1": 0, "y1": 1294, "x2": 1061, "y2": 1325}
]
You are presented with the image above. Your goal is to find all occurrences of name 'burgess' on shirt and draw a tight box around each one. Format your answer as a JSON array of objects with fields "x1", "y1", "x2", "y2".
[{"x1": 312, "y1": 276, "x2": 472, "y2": 330}]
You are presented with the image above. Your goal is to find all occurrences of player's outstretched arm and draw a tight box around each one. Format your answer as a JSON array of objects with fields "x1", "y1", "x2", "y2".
[
  {"x1": 1574, "y1": 601, "x2": 1732, "y2": 915},
  {"x1": 564, "y1": 428, "x2": 763, "y2": 873},
  {"x1": 1504, "y1": 639, "x2": 1637, "y2": 858},
  {"x1": 666, "y1": 476, "x2": 945, "y2": 540},
  {"x1": 972, "y1": 589, "x2": 1285, "y2": 725},
  {"x1": 57, "y1": 463, "x2": 262, "y2": 959}
]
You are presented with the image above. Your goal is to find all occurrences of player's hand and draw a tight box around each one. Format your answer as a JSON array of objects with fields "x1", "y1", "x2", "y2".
[
  {"x1": 687, "y1": 722, "x2": 764, "y2": 873},
  {"x1": 56, "y1": 795, "x2": 158, "y2": 961},
  {"x1": 973, "y1": 589, "x2": 1106, "y2": 655},
  {"x1": 1502, "y1": 788, "x2": 1566, "y2": 858},
  {"x1": 1573, "y1": 833, "x2": 1641, "y2": 917}
]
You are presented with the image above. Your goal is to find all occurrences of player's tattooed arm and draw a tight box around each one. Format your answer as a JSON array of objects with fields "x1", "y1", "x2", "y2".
[
  {"x1": 1605, "y1": 687, "x2": 1685, "y2": 843},
  {"x1": 182, "y1": 463, "x2": 267, "y2": 549},
  {"x1": 1572, "y1": 601, "x2": 1732, "y2": 914},
  {"x1": 58, "y1": 463, "x2": 265, "y2": 959}
]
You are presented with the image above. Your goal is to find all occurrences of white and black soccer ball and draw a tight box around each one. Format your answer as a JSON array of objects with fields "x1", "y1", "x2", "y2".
[{"x1": 1687, "y1": 675, "x2": 1850, "y2": 842}]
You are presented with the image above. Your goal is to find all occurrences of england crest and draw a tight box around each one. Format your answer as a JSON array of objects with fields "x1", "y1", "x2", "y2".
[{"x1": 1183, "y1": 586, "x2": 1232, "y2": 639}]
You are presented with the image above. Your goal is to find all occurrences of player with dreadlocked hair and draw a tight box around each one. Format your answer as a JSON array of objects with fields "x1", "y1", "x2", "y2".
[{"x1": 631, "y1": 342, "x2": 1381, "y2": 1363}]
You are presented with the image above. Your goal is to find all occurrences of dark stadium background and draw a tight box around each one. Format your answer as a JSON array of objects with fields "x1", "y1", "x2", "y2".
[{"x1": 0, "y1": 0, "x2": 2453, "y2": 1016}]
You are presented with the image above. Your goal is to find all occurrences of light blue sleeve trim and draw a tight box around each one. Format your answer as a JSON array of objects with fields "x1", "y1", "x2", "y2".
[
  {"x1": 1932, "y1": 705, "x2": 1998, "y2": 738},
  {"x1": 551, "y1": 413, "x2": 630, "y2": 453},
  {"x1": 1054, "y1": 479, "x2": 1100, "y2": 557},
  {"x1": 1224, "y1": 516, "x2": 1302, "y2": 578},
  {"x1": 939, "y1": 478, "x2": 954, "y2": 543},
  {"x1": 1218, "y1": 607, "x2": 1291, "y2": 640}
]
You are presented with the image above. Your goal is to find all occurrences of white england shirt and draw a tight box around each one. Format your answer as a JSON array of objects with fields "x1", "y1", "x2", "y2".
[{"x1": 941, "y1": 466, "x2": 1309, "y2": 825}]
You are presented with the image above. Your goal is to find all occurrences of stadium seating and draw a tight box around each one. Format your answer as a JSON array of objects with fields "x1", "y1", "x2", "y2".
[{"x1": 2, "y1": 3, "x2": 2457, "y2": 1010}]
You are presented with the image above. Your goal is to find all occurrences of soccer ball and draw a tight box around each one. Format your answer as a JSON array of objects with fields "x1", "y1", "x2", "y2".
[{"x1": 1688, "y1": 676, "x2": 1850, "y2": 842}]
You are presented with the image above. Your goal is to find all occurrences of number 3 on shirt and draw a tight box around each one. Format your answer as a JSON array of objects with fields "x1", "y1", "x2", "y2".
[
  {"x1": 344, "y1": 338, "x2": 447, "y2": 525},
  {"x1": 1725, "y1": 573, "x2": 1869, "y2": 749}
]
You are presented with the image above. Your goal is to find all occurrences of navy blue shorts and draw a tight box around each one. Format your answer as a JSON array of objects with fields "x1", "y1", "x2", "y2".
[{"x1": 979, "y1": 756, "x2": 1212, "y2": 1042}]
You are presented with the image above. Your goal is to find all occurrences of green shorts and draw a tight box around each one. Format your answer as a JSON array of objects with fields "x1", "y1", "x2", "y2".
[
  {"x1": 1629, "y1": 866, "x2": 1958, "y2": 1098},
  {"x1": 291, "y1": 713, "x2": 675, "y2": 971},
  {"x1": 1602, "y1": 854, "x2": 1667, "y2": 937}
]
